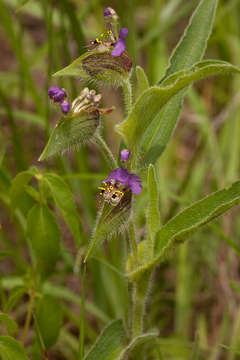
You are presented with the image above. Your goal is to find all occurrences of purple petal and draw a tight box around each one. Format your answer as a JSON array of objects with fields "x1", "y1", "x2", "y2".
[
  {"x1": 104, "y1": 8, "x2": 111, "y2": 16},
  {"x1": 61, "y1": 101, "x2": 70, "y2": 114},
  {"x1": 111, "y1": 39, "x2": 126, "y2": 57},
  {"x1": 128, "y1": 174, "x2": 142, "y2": 194},
  {"x1": 120, "y1": 149, "x2": 130, "y2": 162},
  {"x1": 119, "y1": 28, "x2": 129, "y2": 40},
  {"x1": 103, "y1": 168, "x2": 130, "y2": 185},
  {"x1": 48, "y1": 86, "x2": 66, "y2": 103},
  {"x1": 48, "y1": 86, "x2": 59, "y2": 98}
]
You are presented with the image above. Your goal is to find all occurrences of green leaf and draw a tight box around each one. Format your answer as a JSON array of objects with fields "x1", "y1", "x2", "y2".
[
  {"x1": 147, "y1": 164, "x2": 160, "y2": 237},
  {"x1": 27, "y1": 204, "x2": 61, "y2": 273},
  {"x1": 10, "y1": 167, "x2": 38, "y2": 209},
  {"x1": 116, "y1": 60, "x2": 240, "y2": 166},
  {"x1": 136, "y1": 65, "x2": 149, "y2": 96},
  {"x1": 4, "y1": 286, "x2": 27, "y2": 313},
  {"x1": 35, "y1": 294, "x2": 62, "y2": 349},
  {"x1": 38, "y1": 111, "x2": 100, "y2": 161},
  {"x1": 142, "y1": 0, "x2": 219, "y2": 165},
  {"x1": 146, "y1": 164, "x2": 161, "y2": 260},
  {"x1": 118, "y1": 331, "x2": 158, "y2": 360},
  {"x1": 43, "y1": 173, "x2": 82, "y2": 246},
  {"x1": 0, "y1": 252, "x2": 11, "y2": 260},
  {"x1": 84, "y1": 191, "x2": 132, "y2": 262},
  {"x1": 128, "y1": 181, "x2": 240, "y2": 281},
  {"x1": 0, "y1": 313, "x2": 18, "y2": 335},
  {"x1": 83, "y1": 320, "x2": 126, "y2": 360},
  {"x1": 0, "y1": 336, "x2": 28, "y2": 360},
  {"x1": 53, "y1": 50, "x2": 132, "y2": 88}
]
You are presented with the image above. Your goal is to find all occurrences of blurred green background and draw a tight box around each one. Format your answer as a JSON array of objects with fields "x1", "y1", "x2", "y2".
[{"x1": 1, "y1": 0, "x2": 240, "y2": 359}]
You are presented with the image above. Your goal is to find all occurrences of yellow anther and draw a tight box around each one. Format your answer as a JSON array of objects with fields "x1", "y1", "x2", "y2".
[
  {"x1": 110, "y1": 186, "x2": 113, "y2": 190},
  {"x1": 98, "y1": 187, "x2": 106, "y2": 191},
  {"x1": 103, "y1": 182, "x2": 107, "y2": 186}
]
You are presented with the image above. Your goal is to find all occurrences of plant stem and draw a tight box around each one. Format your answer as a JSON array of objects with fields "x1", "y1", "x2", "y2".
[
  {"x1": 132, "y1": 273, "x2": 151, "y2": 338},
  {"x1": 128, "y1": 220, "x2": 138, "y2": 264},
  {"x1": 95, "y1": 135, "x2": 118, "y2": 169},
  {"x1": 78, "y1": 264, "x2": 86, "y2": 360},
  {"x1": 122, "y1": 79, "x2": 133, "y2": 116},
  {"x1": 22, "y1": 290, "x2": 35, "y2": 345}
]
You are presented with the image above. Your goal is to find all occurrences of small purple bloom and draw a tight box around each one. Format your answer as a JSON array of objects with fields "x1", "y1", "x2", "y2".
[
  {"x1": 103, "y1": 168, "x2": 142, "y2": 195},
  {"x1": 48, "y1": 86, "x2": 66, "y2": 103},
  {"x1": 128, "y1": 174, "x2": 142, "y2": 194},
  {"x1": 111, "y1": 27, "x2": 129, "y2": 57},
  {"x1": 61, "y1": 101, "x2": 70, "y2": 114},
  {"x1": 120, "y1": 149, "x2": 130, "y2": 162},
  {"x1": 104, "y1": 8, "x2": 111, "y2": 16}
]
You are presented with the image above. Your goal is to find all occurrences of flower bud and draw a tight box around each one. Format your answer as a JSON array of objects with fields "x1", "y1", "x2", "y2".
[
  {"x1": 120, "y1": 149, "x2": 130, "y2": 162},
  {"x1": 61, "y1": 100, "x2": 70, "y2": 114},
  {"x1": 48, "y1": 86, "x2": 66, "y2": 103}
]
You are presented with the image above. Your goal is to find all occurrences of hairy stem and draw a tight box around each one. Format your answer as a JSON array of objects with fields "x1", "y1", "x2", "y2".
[
  {"x1": 22, "y1": 290, "x2": 35, "y2": 345},
  {"x1": 132, "y1": 273, "x2": 151, "y2": 338},
  {"x1": 94, "y1": 135, "x2": 118, "y2": 169},
  {"x1": 78, "y1": 264, "x2": 86, "y2": 360},
  {"x1": 122, "y1": 79, "x2": 133, "y2": 116},
  {"x1": 128, "y1": 220, "x2": 138, "y2": 264}
]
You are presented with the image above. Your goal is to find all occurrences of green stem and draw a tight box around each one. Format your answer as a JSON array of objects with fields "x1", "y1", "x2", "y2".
[
  {"x1": 78, "y1": 264, "x2": 86, "y2": 360},
  {"x1": 132, "y1": 273, "x2": 151, "y2": 338},
  {"x1": 95, "y1": 135, "x2": 118, "y2": 169},
  {"x1": 128, "y1": 220, "x2": 138, "y2": 264},
  {"x1": 22, "y1": 290, "x2": 35, "y2": 345},
  {"x1": 122, "y1": 79, "x2": 133, "y2": 116}
]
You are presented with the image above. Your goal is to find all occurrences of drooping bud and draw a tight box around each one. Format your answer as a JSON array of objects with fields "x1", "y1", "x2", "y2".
[
  {"x1": 120, "y1": 149, "x2": 130, "y2": 162},
  {"x1": 61, "y1": 100, "x2": 70, "y2": 114},
  {"x1": 39, "y1": 88, "x2": 104, "y2": 161},
  {"x1": 48, "y1": 86, "x2": 66, "y2": 103}
]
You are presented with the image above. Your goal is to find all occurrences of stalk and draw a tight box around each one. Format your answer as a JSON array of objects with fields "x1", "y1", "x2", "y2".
[
  {"x1": 22, "y1": 290, "x2": 35, "y2": 345},
  {"x1": 122, "y1": 79, "x2": 133, "y2": 116},
  {"x1": 131, "y1": 272, "x2": 152, "y2": 338},
  {"x1": 95, "y1": 134, "x2": 118, "y2": 169}
]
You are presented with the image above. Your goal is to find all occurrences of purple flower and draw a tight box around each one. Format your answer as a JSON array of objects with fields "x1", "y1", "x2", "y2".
[
  {"x1": 48, "y1": 86, "x2": 66, "y2": 103},
  {"x1": 61, "y1": 101, "x2": 70, "y2": 114},
  {"x1": 104, "y1": 7, "x2": 111, "y2": 16},
  {"x1": 103, "y1": 168, "x2": 142, "y2": 194},
  {"x1": 111, "y1": 28, "x2": 129, "y2": 57},
  {"x1": 120, "y1": 149, "x2": 130, "y2": 162}
]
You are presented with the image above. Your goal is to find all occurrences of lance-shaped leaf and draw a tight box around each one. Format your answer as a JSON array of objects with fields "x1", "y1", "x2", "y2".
[
  {"x1": 84, "y1": 190, "x2": 132, "y2": 262},
  {"x1": 142, "y1": 0, "x2": 218, "y2": 165},
  {"x1": 53, "y1": 50, "x2": 132, "y2": 88},
  {"x1": 43, "y1": 173, "x2": 82, "y2": 246},
  {"x1": 83, "y1": 320, "x2": 126, "y2": 360},
  {"x1": 146, "y1": 164, "x2": 160, "y2": 259},
  {"x1": 27, "y1": 204, "x2": 61, "y2": 274},
  {"x1": 39, "y1": 110, "x2": 100, "y2": 161},
  {"x1": 127, "y1": 181, "x2": 240, "y2": 281},
  {"x1": 118, "y1": 331, "x2": 158, "y2": 360},
  {"x1": 10, "y1": 167, "x2": 38, "y2": 209},
  {"x1": 0, "y1": 336, "x2": 29, "y2": 360},
  {"x1": 0, "y1": 313, "x2": 18, "y2": 335},
  {"x1": 136, "y1": 65, "x2": 149, "y2": 96},
  {"x1": 116, "y1": 60, "x2": 240, "y2": 165},
  {"x1": 35, "y1": 294, "x2": 63, "y2": 350}
]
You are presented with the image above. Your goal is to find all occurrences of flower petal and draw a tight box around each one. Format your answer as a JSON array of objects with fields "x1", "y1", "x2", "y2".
[
  {"x1": 128, "y1": 174, "x2": 142, "y2": 194},
  {"x1": 48, "y1": 86, "x2": 66, "y2": 103},
  {"x1": 119, "y1": 28, "x2": 129, "y2": 40},
  {"x1": 103, "y1": 168, "x2": 130, "y2": 185},
  {"x1": 111, "y1": 39, "x2": 126, "y2": 57}
]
